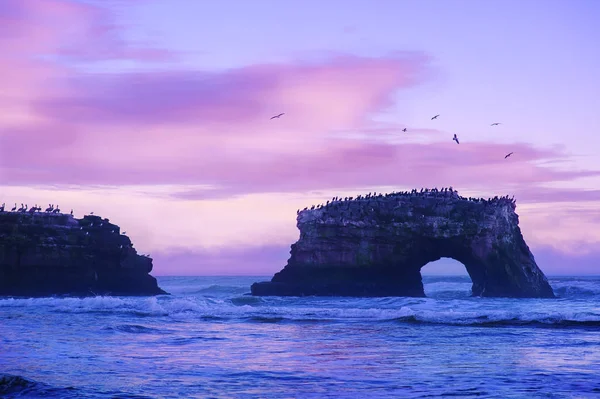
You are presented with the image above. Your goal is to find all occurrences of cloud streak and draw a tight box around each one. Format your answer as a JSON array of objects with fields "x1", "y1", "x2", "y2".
[{"x1": 33, "y1": 53, "x2": 428, "y2": 127}]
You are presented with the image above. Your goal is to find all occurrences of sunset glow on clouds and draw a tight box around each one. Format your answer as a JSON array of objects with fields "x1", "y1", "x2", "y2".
[{"x1": 1, "y1": 0, "x2": 599, "y2": 275}]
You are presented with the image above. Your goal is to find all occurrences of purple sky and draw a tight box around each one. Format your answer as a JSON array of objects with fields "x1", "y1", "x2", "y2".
[{"x1": 1, "y1": 0, "x2": 599, "y2": 275}]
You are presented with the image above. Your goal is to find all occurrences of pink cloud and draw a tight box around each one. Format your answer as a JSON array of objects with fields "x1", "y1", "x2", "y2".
[
  {"x1": 3, "y1": 125, "x2": 600, "y2": 198},
  {"x1": 2, "y1": 49, "x2": 436, "y2": 186},
  {"x1": 32, "y1": 52, "x2": 428, "y2": 128},
  {"x1": 164, "y1": 140, "x2": 600, "y2": 199},
  {"x1": 0, "y1": 0, "x2": 173, "y2": 62}
]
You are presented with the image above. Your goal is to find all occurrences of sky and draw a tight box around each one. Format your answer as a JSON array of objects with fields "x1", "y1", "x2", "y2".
[{"x1": 1, "y1": 0, "x2": 599, "y2": 276}]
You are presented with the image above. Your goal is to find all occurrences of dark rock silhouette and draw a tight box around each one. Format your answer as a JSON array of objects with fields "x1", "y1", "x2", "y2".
[
  {"x1": 0, "y1": 213, "x2": 167, "y2": 297},
  {"x1": 251, "y1": 188, "x2": 555, "y2": 298}
]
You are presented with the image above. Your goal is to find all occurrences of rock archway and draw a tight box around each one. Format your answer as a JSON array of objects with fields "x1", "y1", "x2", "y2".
[{"x1": 251, "y1": 189, "x2": 555, "y2": 298}]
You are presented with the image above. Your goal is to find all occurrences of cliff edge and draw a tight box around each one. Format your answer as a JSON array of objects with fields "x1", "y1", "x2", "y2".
[
  {"x1": 251, "y1": 188, "x2": 555, "y2": 298},
  {"x1": 0, "y1": 212, "x2": 167, "y2": 297}
]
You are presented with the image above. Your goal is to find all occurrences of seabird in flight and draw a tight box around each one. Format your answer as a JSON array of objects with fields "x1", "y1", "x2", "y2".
[
  {"x1": 504, "y1": 152, "x2": 514, "y2": 159},
  {"x1": 491, "y1": 122, "x2": 501, "y2": 126},
  {"x1": 402, "y1": 128, "x2": 407, "y2": 132},
  {"x1": 452, "y1": 134, "x2": 459, "y2": 144},
  {"x1": 431, "y1": 114, "x2": 440, "y2": 120},
  {"x1": 270, "y1": 113, "x2": 285, "y2": 120}
]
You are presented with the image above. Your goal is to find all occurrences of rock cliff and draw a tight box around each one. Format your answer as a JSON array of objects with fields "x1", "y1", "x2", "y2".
[
  {"x1": 251, "y1": 188, "x2": 555, "y2": 298},
  {"x1": 0, "y1": 212, "x2": 166, "y2": 297}
]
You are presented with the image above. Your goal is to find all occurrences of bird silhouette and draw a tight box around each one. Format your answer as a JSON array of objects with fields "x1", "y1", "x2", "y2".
[
  {"x1": 504, "y1": 152, "x2": 514, "y2": 159},
  {"x1": 431, "y1": 114, "x2": 440, "y2": 120},
  {"x1": 491, "y1": 122, "x2": 501, "y2": 126},
  {"x1": 452, "y1": 134, "x2": 459, "y2": 144},
  {"x1": 402, "y1": 128, "x2": 407, "y2": 132},
  {"x1": 270, "y1": 113, "x2": 285, "y2": 120}
]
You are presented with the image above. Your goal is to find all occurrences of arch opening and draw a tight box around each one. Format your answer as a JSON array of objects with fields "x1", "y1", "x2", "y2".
[{"x1": 421, "y1": 257, "x2": 472, "y2": 298}]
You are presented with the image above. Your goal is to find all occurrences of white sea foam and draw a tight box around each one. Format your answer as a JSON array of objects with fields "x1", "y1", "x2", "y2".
[{"x1": 1, "y1": 277, "x2": 599, "y2": 327}]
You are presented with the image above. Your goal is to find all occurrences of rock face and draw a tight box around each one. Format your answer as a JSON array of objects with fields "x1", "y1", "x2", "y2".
[
  {"x1": 0, "y1": 212, "x2": 167, "y2": 297},
  {"x1": 251, "y1": 189, "x2": 555, "y2": 298}
]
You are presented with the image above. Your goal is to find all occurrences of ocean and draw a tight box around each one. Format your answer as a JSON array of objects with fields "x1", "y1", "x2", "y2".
[{"x1": 1, "y1": 276, "x2": 600, "y2": 398}]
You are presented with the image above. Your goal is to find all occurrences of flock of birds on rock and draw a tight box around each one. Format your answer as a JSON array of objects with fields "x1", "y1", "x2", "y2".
[
  {"x1": 270, "y1": 112, "x2": 514, "y2": 159},
  {"x1": 0, "y1": 203, "x2": 73, "y2": 215},
  {"x1": 297, "y1": 188, "x2": 516, "y2": 215},
  {"x1": 0, "y1": 204, "x2": 148, "y2": 254}
]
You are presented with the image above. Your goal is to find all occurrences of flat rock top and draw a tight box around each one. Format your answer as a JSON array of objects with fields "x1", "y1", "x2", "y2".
[{"x1": 296, "y1": 190, "x2": 517, "y2": 237}]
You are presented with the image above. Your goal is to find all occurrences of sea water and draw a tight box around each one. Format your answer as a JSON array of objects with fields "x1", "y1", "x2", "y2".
[{"x1": 1, "y1": 276, "x2": 600, "y2": 398}]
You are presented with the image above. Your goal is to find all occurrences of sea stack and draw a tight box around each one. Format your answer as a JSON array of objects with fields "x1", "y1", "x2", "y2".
[
  {"x1": 0, "y1": 212, "x2": 167, "y2": 297},
  {"x1": 251, "y1": 189, "x2": 555, "y2": 298}
]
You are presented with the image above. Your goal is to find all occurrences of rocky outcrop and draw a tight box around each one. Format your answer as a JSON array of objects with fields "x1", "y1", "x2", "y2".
[
  {"x1": 252, "y1": 188, "x2": 555, "y2": 298},
  {"x1": 0, "y1": 212, "x2": 167, "y2": 297}
]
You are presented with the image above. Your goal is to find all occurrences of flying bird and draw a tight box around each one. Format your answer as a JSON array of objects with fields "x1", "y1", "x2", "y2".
[
  {"x1": 270, "y1": 113, "x2": 285, "y2": 120},
  {"x1": 452, "y1": 134, "x2": 459, "y2": 144},
  {"x1": 491, "y1": 122, "x2": 501, "y2": 126},
  {"x1": 504, "y1": 152, "x2": 514, "y2": 159},
  {"x1": 402, "y1": 128, "x2": 407, "y2": 132},
  {"x1": 431, "y1": 114, "x2": 440, "y2": 120}
]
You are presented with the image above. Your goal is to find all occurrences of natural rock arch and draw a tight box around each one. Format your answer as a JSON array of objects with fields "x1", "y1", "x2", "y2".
[{"x1": 251, "y1": 189, "x2": 555, "y2": 298}]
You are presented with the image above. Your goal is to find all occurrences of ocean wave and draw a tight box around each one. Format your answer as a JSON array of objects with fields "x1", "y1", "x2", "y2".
[
  {"x1": 391, "y1": 315, "x2": 600, "y2": 328},
  {"x1": 423, "y1": 281, "x2": 472, "y2": 299},
  {"x1": 2, "y1": 294, "x2": 599, "y2": 327},
  {"x1": 552, "y1": 284, "x2": 600, "y2": 298},
  {"x1": 230, "y1": 295, "x2": 264, "y2": 306},
  {"x1": 240, "y1": 310, "x2": 600, "y2": 328},
  {"x1": 423, "y1": 281, "x2": 472, "y2": 292},
  {"x1": 110, "y1": 324, "x2": 164, "y2": 334},
  {"x1": 248, "y1": 315, "x2": 287, "y2": 323},
  {"x1": 0, "y1": 374, "x2": 78, "y2": 399},
  {"x1": 2, "y1": 278, "x2": 600, "y2": 330},
  {"x1": 0, "y1": 296, "x2": 171, "y2": 317},
  {"x1": 166, "y1": 284, "x2": 251, "y2": 296},
  {"x1": 0, "y1": 374, "x2": 161, "y2": 399},
  {"x1": 169, "y1": 336, "x2": 226, "y2": 345},
  {"x1": 194, "y1": 284, "x2": 250, "y2": 294}
]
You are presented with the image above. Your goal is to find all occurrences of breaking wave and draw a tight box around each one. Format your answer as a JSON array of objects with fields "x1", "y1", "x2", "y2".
[{"x1": 2, "y1": 287, "x2": 598, "y2": 329}]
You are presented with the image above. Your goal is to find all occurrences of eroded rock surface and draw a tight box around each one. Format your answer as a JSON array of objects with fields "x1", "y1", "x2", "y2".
[
  {"x1": 0, "y1": 213, "x2": 167, "y2": 297},
  {"x1": 252, "y1": 189, "x2": 554, "y2": 298}
]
